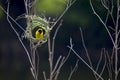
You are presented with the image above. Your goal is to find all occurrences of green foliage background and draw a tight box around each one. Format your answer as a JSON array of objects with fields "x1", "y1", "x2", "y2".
[{"x1": 35, "y1": 0, "x2": 66, "y2": 15}]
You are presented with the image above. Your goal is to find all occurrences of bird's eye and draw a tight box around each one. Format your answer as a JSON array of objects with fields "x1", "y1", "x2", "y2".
[{"x1": 38, "y1": 29, "x2": 42, "y2": 34}]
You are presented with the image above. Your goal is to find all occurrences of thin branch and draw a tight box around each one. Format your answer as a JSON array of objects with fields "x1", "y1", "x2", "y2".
[
  {"x1": 99, "y1": 55, "x2": 106, "y2": 76},
  {"x1": 0, "y1": 5, "x2": 25, "y2": 31},
  {"x1": 118, "y1": 68, "x2": 120, "y2": 75},
  {"x1": 101, "y1": 0, "x2": 115, "y2": 25},
  {"x1": 47, "y1": 2, "x2": 73, "y2": 78},
  {"x1": 54, "y1": 57, "x2": 65, "y2": 80},
  {"x1": 67, "y1": 37, "x2": 104, "y2": 80},
  {"x1": 51, "y1": 20, "x2": 63, "y2": 66},
  {"x1": 30, "y1": 41, "x2": 38, "y2": 80},
  {"x1": 43, "y1": 71, "x2": 47, "y2": 80},
  {"x1": 89, "y1": 0, "x2": 116, "y2": 48},
  {"x1": 35, "y1": 46, "x2": 39, "y2": 80},
  {"x1": 96, "y1": 49, "x2": 104, "y2": 72},
  {"x1": 67, "y1": 46, "x2": 104, "y2": 80},
  {"x1": 52, "y1": 56, "x2": 62, "y2": 76},
  {"x1": 30, "y1": 68, "x2": 36, "y2": 79},
  {"x1": 79, "y1": 28, "x2": 92, "y2": 66},
  {"x1": 54, "y1": 50, "x2": 71, "y2": 80},
  {"x1": 101, "y1": 0, "x2": 109, "y2": 10},
  {"x1": 108, "y1": 26, "x2": 115, "y2": 31},
  {"x1": 68, "y1": 60, "x2": 79, "y2": 80},
  {"x1": 114, "y1": 0, "x2": 119, "y2": 79},
  {"x1": 6, "y1": 1, "x2": 34, "y2": 69},
  {"x1": 5, "y1": 1, "x2": 40, "y2": 80},
  {"x1": 97, "y1": 52, "x2": 107, "y2": 80},
  {"x1": 79, "y1": 27, "x2": 99, "y2": 79},
  {"x1": 106, "y1": 50, "x2": 113, "y2": 80},
  {"x1": 24, "y1": 0, "x2": 28, "y2": 15},
  {"x1": 53, "y1": 44, "x2": 72, "y2": 80}
]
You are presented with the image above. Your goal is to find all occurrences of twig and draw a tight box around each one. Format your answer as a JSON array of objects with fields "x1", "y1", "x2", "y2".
[
  {"x1": 53, "y1": 45, "x2": 72, "y2": 80},
  {"x1": 46, "y1": 15, "x2": 61, "y2": 80},
  {"x1": 89, "y1": 0, "x2": 116, "y2": 48},
  {"x1": 97, "y1": 50, "x2": 107, "y2": 80},
  {"x1": 30, "y1": 41, "x2": 39, "y2": 80},
  {"x1": 53, "y1": 41, "x2": 72, "y2": 80},
  {"x1": 79, "y1": 27, "x2": 99, "y2": 79},
  {"x1": 67, "y1": 38, "x2": 104, "y2": 80},
  {"x1": 6, "y1": 1, "x2": 34, "y2": 70},
  {"x1": 106, "y1": 51, "x2": 113, "y2": 80},
  {"x1": 6, "y1": 1, "x2": 39, "y2": 80},
  {"x1": 0, "y1": 5, "x2": 25, "y2": 31},
  {"x1": 47, "y1": 1, "x2": 77, "y2": 80},
  {"x1": 114, "y1": 0, "x2": 119, "y2": 79},
  {"x1": 68, "y1": 60, "x2": 79, "y2": 80},
  {"x1": 67, "y1": 46, "x2": 104, "y2": 80},
  {"x1": 52, "y1": 56, "x2": 62, "y2": 76},
  {"x1": 96, "y1": 49, "x2": 103, "y2": 72},
  {"x1": 54, "y1": 57, "x2": 65, "y2": 80},
  {"x1": 43, "y1": 71, "x2": 47, "y2": 80},
  {"x1": 51, "y1": 20, "x2": 63, "y2": 65}
]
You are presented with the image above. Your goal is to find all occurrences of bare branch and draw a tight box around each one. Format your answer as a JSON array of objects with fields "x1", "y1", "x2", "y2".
[
  {"x1": 54, "y1": 57, "x2": 65, "y2": 80},
  {"x1": 0, "y1": 5, "x2": 25, "y2": 31},
  {"x1": 79, "y1": 27, "x2": 100, "y2": 79},
  {"x1": 47, "y1": 20, "x2": 63, "y2": 80},
  {"x1": 52, "y1": 56, "x2": 62, "y2": 76},
  {"x1": 30, "y1": 68, "x2": 36, "y2": 79},
  {"x1": 89, "y1": 0, "x2": 116, "y2": 48},
  {"x1": 54, "y1": 51, "x2": 71, "y2": 80},
  {"x1": 101, "y1": 0, "x2": 115, "y2": 25},
  {"x1": 51, "y1": 20, "x2": 63, "y2": 64},
  {"x1": 43, "y1": 71, "x2": 47, "y2": 80},
  {"x1": 67, "y1": 37, "x2": 104, "y2": 80},
  {"x1": 96, "y1": 49, "x2": 104, "y2": 72},
  {"x1": 79, "y1": 28, "x2": 92, "y2": 66},
  {"x1": 68, "y1": 60, "x2": 79, "y2": 80},
  {"x1": 5, "y1": 1, "x2": 40, "y2": 80},
  {"x1": 97, "y1": 51, "x2": 107, "y2": 80},
  {"x1": 101, "y1": 0, "x2": 109, "y2": 10},
  {"x1": 108, "y1": 26, "x2": 115, "y2": 31},
  {"x1": 6, "y1": 1, "x2": 34, "y2": 70},
  {"x1": 118, "y1": 68, "x2": 120, "y2": 75},
  {"x1": 53, "y1": 43, "x2": 72, "y2": 80}
]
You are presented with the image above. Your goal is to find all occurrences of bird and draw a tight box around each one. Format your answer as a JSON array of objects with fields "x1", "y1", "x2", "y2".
[{"x1": 35, "y1": 28, "x2": 44, "y2": 39}]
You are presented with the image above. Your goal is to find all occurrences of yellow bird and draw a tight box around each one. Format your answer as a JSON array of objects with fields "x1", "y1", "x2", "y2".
[{"x1": 35, "y1": 28, "x2": 44, "y2": 39}]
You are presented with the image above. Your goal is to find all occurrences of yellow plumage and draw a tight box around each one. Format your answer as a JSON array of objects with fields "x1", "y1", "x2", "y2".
[{"x1": 35, "y1": 28, "x2": 44, "y2": 39}]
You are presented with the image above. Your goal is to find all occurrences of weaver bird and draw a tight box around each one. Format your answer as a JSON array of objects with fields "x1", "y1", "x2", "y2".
[{"x1": 35, "y1": 28, "x2": 45, "y2": 39}]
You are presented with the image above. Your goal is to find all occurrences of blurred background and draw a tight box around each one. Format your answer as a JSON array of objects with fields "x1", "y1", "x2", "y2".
[{"x1": 0, "y1": 0, "x2": 115, "y2": 80}]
